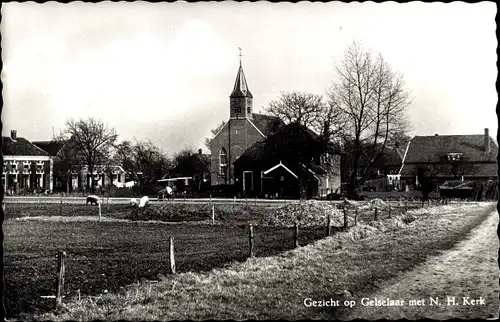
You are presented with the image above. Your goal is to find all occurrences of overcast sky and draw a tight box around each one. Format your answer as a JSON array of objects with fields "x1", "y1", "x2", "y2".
[{"x1": 1, "y1": 2, "x2": 497, "y2": 155}]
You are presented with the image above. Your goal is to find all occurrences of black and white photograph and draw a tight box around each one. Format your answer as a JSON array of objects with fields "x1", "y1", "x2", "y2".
[{"x1": 1, "y1": 1, "x2": 498, "y2": 320}]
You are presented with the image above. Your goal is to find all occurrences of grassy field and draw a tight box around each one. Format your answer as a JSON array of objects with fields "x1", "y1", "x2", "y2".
[
  {"x1": 26, "y1": 202, "x2": 497, "y2": 321},
  {"x1": 3, "y1": 203, "x2": 329, "y2": 319}
]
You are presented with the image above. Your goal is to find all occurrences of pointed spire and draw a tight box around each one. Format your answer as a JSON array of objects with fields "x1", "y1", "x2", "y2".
[{"x1": 230, "y1": 48, "x2": 252, "y2": 98}]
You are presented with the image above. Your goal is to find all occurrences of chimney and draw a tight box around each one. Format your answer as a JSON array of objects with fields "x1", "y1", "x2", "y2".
[
  {"x1": 198, "y1": 149, "x2": 202, "y2": 155},
  {"x1": 11, "y1": 130, "x2": 17, "y2": 140},
  {"x1": 434, "y1": 134, "x2": 438, "y2": 136},
  {"x1": 484, "y1": 128, "x2": 491, "y2": 153}
]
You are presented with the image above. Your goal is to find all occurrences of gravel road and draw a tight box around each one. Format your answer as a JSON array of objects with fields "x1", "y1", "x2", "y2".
[{"x1": 346, "y1": 209, "x2": 499, "y2": 320}]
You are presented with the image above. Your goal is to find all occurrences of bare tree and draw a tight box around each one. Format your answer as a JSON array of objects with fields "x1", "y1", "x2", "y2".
[
  {"x1": 171, "y1": 148, "x2": 210, "y2": 192},
  {"x1": 64, "y1": 118, "x2": 118, "y2": 193},
  {"x1": 328, "y1": 41, "x2": 412, "y2": 199},
  {"x1": 51, "y1": 133, "x2": 82, "y2": 194},
  {"x1": 264, "y1": 91, "x2": 343, "y2": 144}
]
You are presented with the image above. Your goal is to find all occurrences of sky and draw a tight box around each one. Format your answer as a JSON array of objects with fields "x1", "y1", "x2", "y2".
[{"x1": 1, "y1": 2, "x2": 497, "y2": 155}]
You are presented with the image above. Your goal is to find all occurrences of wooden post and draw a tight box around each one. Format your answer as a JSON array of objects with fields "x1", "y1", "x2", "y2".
[
  {"x1": 248, "y1": 225, "x2": 254, "y2": 258},
  {"x1": 59, "y1": 195, "x2": 63, "y2": 215},
  {"x1": 326, "y1": 215, "x2": 331, "y2": 237},
  {"x1": 404, "y1": 200, "x2": 408, "y2": 212},
  {"x1": 294, "y1": 221, "x2": 299, "y2": 248},
  {"x1": 209, "y1": 194, "x2": 212, "y2": 204},
  {"x1": 388, "y1": 203, "x2": 391, "y2": 217},
  {"x1": 211, "y1": 204, "x2": 215, "y2": 225},
  {"x1": 55, "y1": 251, "x2": 66, "y2": 309},
  {"x1": 343, "y1": 207, "x2": 348, "y2": 229},
  {"x1": 354, "y1": 208, "x2": 358, "y2": 226},
  {"x1": 234, "y1": 196, "x2": 236, "y2": 204},
  {"x1": 98, "y1": 203, "x2": 102, "y2": 222},
  {"x1": 255, "y1": 196, "x2": 257, "y2": 206},
  {"x1": 374, "y1": 207, "x2": 378, "y2": 221},
  {"x1": 169, "y1": 236, "x2": 176, "y2": 274},
  {"x1": 107, "y1": 196, "x2": 109, "y2": 212}
]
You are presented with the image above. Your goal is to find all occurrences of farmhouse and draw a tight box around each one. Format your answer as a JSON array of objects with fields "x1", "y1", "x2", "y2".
[
  {"x1": 399, "y1": 128, "x2": 498, "y2": 189},
  {"x1": 210, "y1": 60, "x2": 283, "y2": 186},
  {"x1": 233, "y1": 122, "x2": 343, "y2": 199},
  {"x1": 33, "y1": 139, "x2": 126, "y2": 192},
  {"x1": 2, "y1": 130, "x2": 53, "y2": 193}
]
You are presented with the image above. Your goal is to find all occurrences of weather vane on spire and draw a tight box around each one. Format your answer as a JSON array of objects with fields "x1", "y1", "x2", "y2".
[{"x1": 238, "y1": 47, "x2": 243, "y2": 66}]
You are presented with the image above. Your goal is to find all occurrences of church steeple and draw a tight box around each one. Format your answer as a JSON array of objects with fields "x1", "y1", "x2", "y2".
[{"x1": 230, "y1": 48, "x2": 253, "y2": 119}]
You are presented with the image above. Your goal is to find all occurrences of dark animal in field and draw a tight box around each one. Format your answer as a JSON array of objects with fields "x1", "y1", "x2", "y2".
[{"x1": 86, "y1": 195, "x2": 101, "y2": 205}]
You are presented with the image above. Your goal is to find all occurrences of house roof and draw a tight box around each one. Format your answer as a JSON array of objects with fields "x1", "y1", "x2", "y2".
[
  {"x1": 2, "y1": 136, "x2": 49, "y2": 156},
  {"x1": 230, "y1": 65, "x2": 253, "y2": 98},
  {"x1": 234, "y1": 122, "x2": 339, "y2": 174},
  {"x1": 403, "y1": 134, "x2": 497, "y2": 163},
  {"x1": 32, "y1": 140, "x2": 66, "y2": 156},
  {"x1": 400, "y1": 133, "x2": 498, "y2": 177}
]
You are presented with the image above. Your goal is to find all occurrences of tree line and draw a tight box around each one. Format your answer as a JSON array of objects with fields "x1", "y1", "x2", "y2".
[{"x1": 54, "y1": 118, "x2": 209, "y2": 194}]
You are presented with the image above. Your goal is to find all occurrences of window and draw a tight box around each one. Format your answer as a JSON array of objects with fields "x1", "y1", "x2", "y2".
[
  {"x1": 219, "y1": 148, "x2": 228, "y2": 176},
  {"x1": 233, "y1": 104, "x2": 241, "y2": 114},
  {"x1": 447, "y1": 153, "x2": 463, "y2": 161}
]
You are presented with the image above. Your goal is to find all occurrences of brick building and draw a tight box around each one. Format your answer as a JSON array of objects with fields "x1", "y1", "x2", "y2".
[
  {"x1": 210, "y1": 61, "x2": 282, "y2": 185},
  {"x1": 2, "y1": 130, "x2": 53, "y2": 194}
]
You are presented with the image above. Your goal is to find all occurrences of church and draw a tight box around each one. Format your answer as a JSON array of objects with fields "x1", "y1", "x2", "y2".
[
  {"x1": 210, "y1": 56, "x2": 343, "y2": 199},
  {"x1": 210, "y1": 59, "x2": 282, "y2": 186}
]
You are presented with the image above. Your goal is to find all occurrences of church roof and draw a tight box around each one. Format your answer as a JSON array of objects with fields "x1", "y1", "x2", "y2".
[
  {"x1": 230, "y1": 65, "x2": 253, "y2": 98},
  {"x1": 251, "y1": 113, "x2": 283, "y2": 136}
]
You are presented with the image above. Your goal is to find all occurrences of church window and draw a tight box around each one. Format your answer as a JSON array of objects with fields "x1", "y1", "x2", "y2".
[
  {"x1": 247, "y1": 105, "x2": 251, "y2": 113},
  {"x1": 219, "y1": 148, "x2": 228, "y2": 175},
  {"x1": 234, "y1": 104, "x2": 241, "y2": 114}
]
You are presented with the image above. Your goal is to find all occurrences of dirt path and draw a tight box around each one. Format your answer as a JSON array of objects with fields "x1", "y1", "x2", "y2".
[{"x1": 345, "y1": 210, "x2": 499, "y2": 320}]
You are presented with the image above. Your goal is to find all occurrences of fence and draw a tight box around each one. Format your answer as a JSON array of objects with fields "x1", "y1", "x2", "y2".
[{"x1": 3, "y1": 196, "x2": 472, "y2": 317}]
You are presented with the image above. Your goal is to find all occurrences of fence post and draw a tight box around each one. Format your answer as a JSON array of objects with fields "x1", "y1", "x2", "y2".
[
  {"x1": 55, "y1": 250, "x2": 66, "y2": 309},
  {"x1": 107, "y1": 196, "x2": 109, "y2": 212},
  {"x1": 404, "y1": 200, "x2": 408, "y2": 212},
  {"x1": 209, "y1": 194, "x2": 212, "y2": 204},
  {"x1": 211, "y1": 204, "x2": 215, "y2": 225},
  {"x1": 234, "y1": 196, "x2": 236, "y2": 204},
  {"x1": 98, "y1": 203, "x2": 102, "y2": 222},
  {"x1": 388, "y1": 203, "x2": 391, "y2": 217},
  {"x1": 169, "y1": 236, "x2": 176, "y2": 274},
  {"x1": 343, "y1": 207, "x2": 348, "y2": 230},
  {"x1": 374, "y1": 207, "x2": 378, "y2": 221},
  {"x1": 248, "y1": 224, "x2": 255, "y2": 258},
  {"x1": 294, "y1": 221, "x2": 299, "y2": 248},
  {"x1": 59, "y1": 194, "x2": 63, "y2": 215},
  {"x1": 326, "y1": 214, "x2": 331, "y2": 237},
  {"x1": 354, "y1": 208, "x2": 358, "y2": 226}
]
